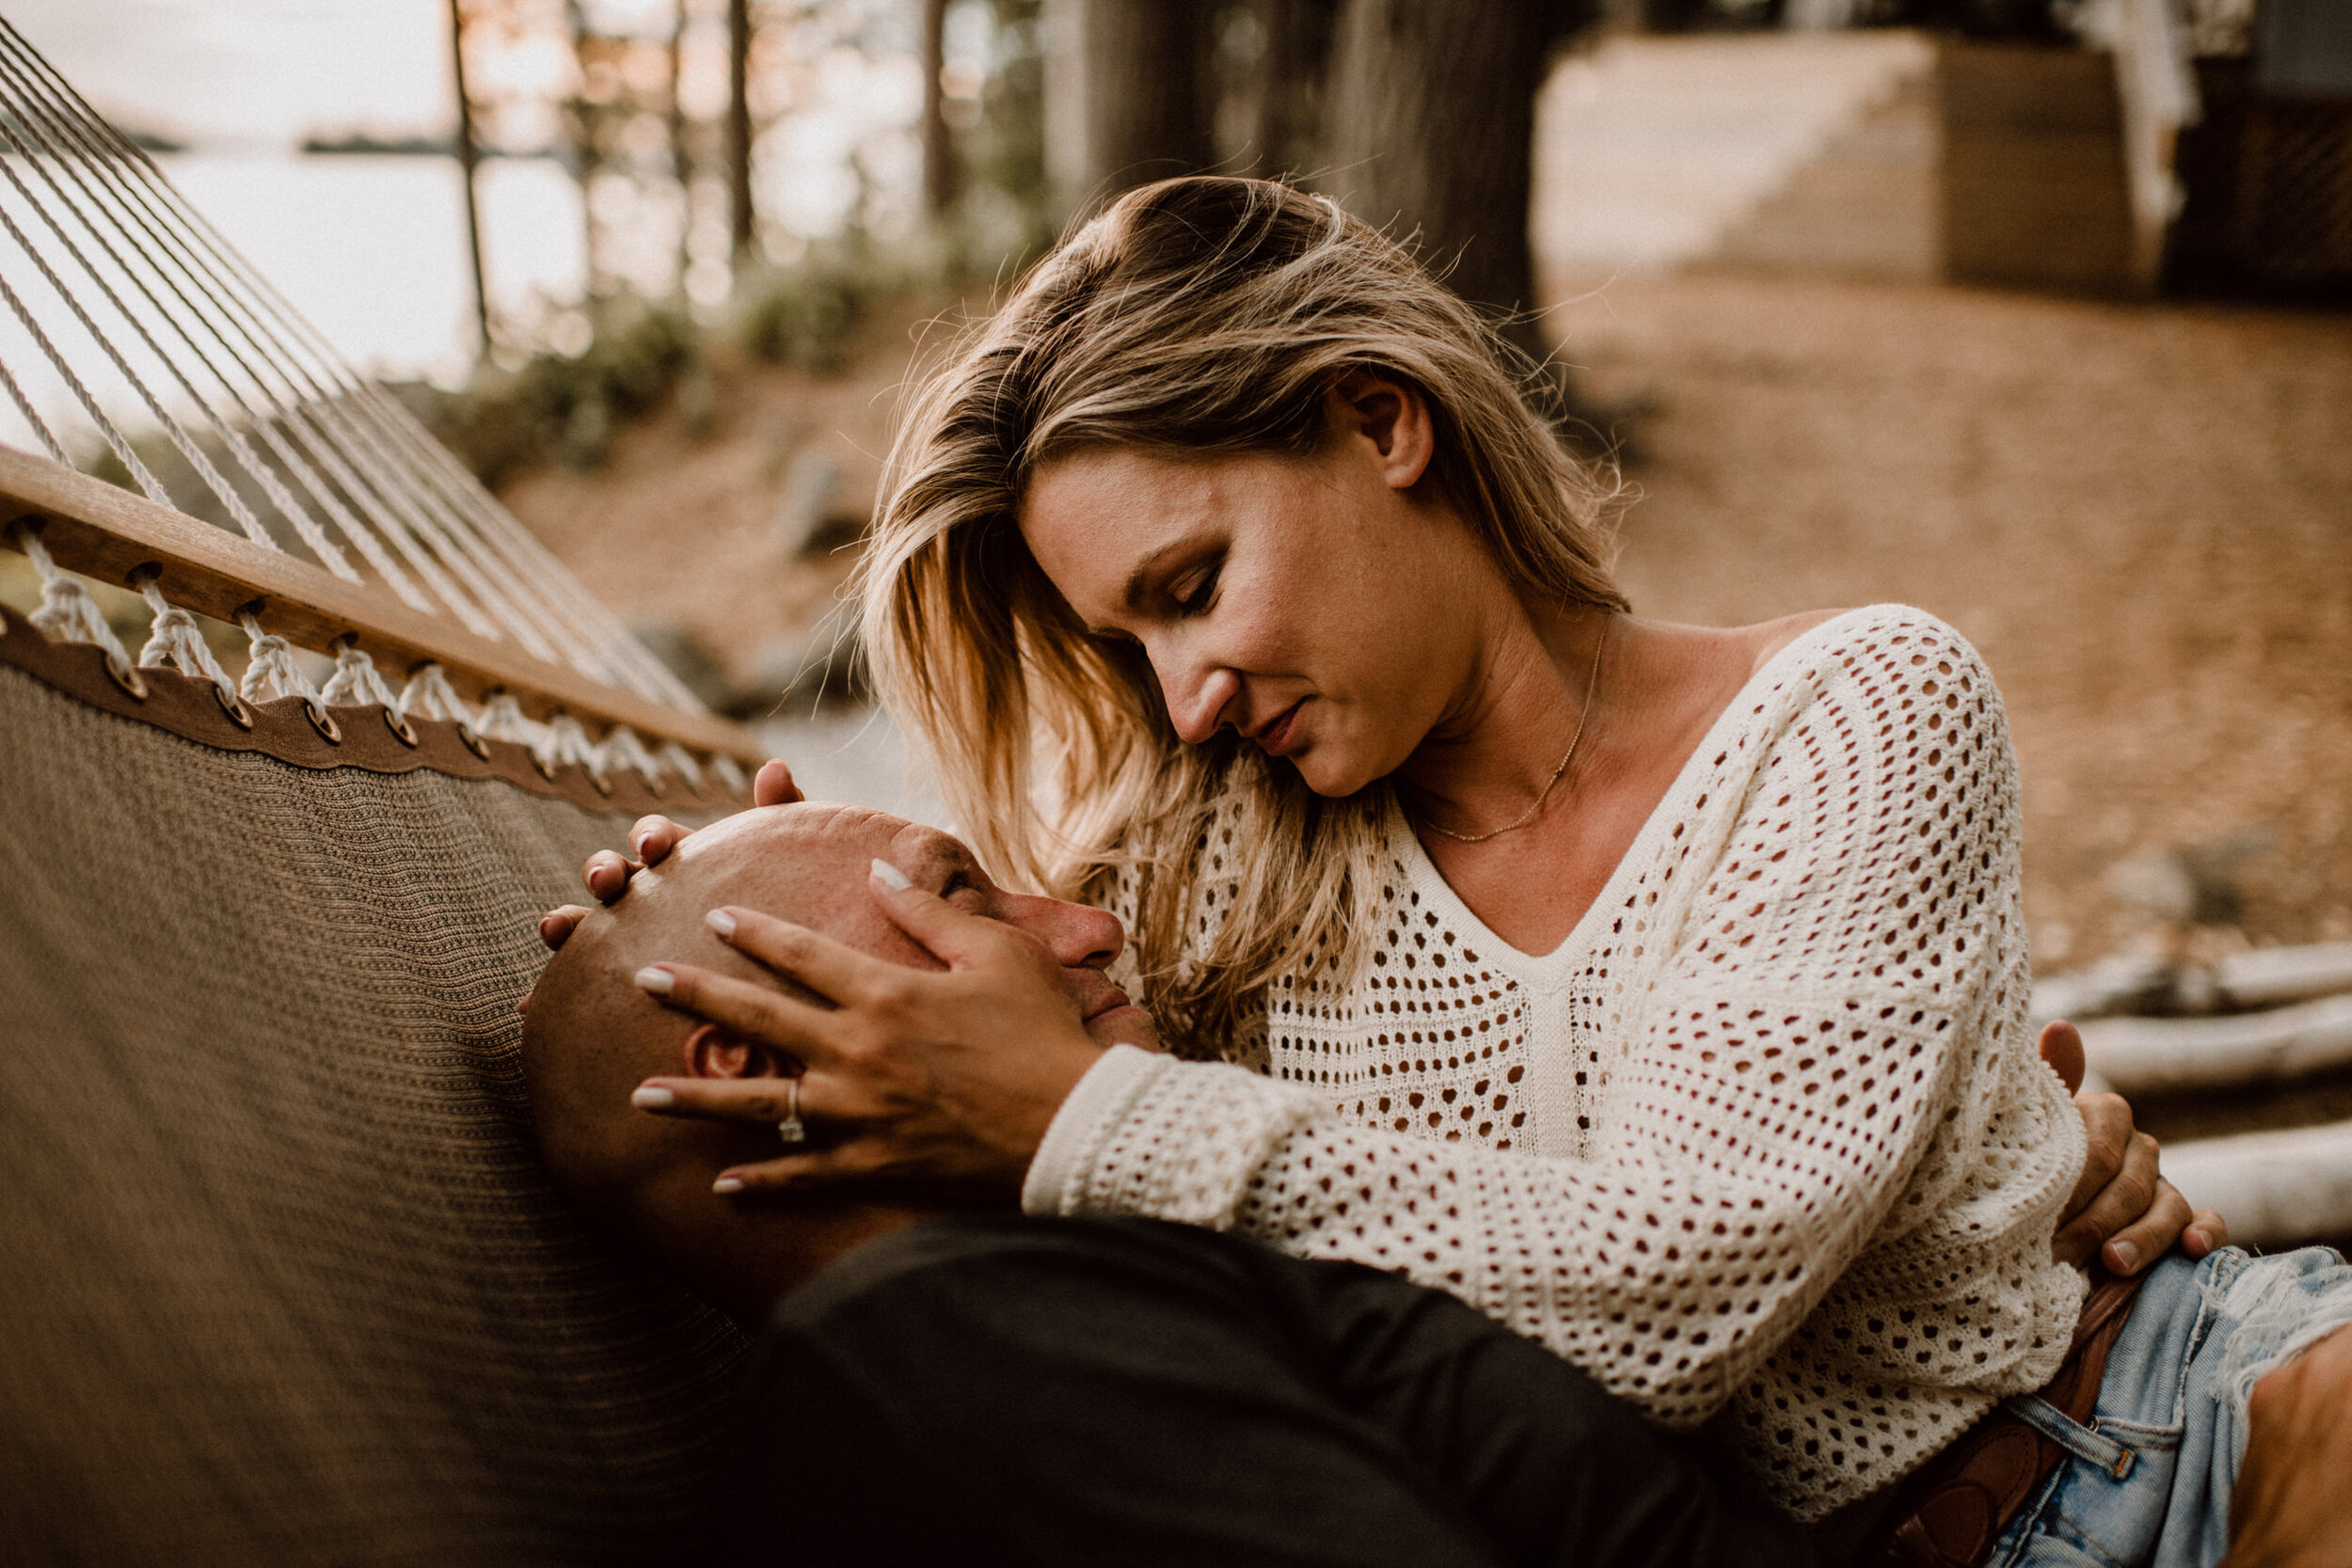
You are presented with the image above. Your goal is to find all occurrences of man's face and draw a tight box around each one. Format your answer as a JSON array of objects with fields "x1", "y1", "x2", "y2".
[{"x1": 651, "y1": 802, "x2": 1160, "y2": 1052}]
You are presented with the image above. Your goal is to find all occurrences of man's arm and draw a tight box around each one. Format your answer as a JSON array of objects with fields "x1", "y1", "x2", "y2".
[{"x1": 724, "y1": 1213, "x2": 1822, "y2": 1568}]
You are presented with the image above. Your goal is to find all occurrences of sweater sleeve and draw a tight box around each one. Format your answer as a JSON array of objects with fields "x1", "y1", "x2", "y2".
[{"x1": 1027, "y1": 615, "x2": 2079, "y2": 1439}]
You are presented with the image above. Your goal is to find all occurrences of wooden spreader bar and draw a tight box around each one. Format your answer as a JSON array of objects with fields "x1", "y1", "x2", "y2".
[{"x1": 0, "y1": 444, "x2": 768, "y2": 768}]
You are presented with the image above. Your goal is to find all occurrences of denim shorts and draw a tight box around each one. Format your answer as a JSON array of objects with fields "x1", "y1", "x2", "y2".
[{"x1": 1988, "y1": 1244, "x2": 2352, "y2": 1568}]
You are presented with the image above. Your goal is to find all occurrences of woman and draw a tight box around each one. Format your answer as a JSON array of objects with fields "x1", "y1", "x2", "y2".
[{"x1": 568, "y1": 180, "x2": 2338, "y2": 1560}]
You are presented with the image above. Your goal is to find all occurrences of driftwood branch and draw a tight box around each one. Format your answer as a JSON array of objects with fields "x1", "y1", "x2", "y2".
[
  {"x1": 2081, "y1": 994, "x2": 2352, "y2": 1095},
  {"x1": 2033, "y1": 941, "x2": 2352, "y2": 1027},
  {"x1": 2165, "y1": 1119, "x2": 2352, "y2": 1247}
]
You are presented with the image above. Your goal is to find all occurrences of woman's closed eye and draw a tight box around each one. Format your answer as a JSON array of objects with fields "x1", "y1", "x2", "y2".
[{"x1": 1172, "y1": 555, "x2": 1222, "y2": 617}]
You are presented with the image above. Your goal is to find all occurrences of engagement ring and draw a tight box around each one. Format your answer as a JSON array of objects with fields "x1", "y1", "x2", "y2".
[{"x1": 777, "y1": 1076, "x2": 806, "y2": 1145}]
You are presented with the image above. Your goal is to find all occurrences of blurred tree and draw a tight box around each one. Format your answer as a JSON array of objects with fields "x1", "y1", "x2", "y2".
[
  {"x1": 728, "y1": 0, "x2": 755, "y2": 257},
  {"x1": 669, "y1": 0, "x2": 693, "y2": 285},
  {"x1": 1322, "y1": 0, "x2": 1595, "y2": 388},
  {"x1": 1051, "y1": 0, "x2": 1223, "y2": 206},
  {"x1": 447, "y1": 0, "x2": 493, "y2": 356},
  {"x1": 1247, "y1": 0, "x2": 1341, "y2": 180},
  {"x1": 922, "y1": 0, "x2": 961, "y2": 215}
]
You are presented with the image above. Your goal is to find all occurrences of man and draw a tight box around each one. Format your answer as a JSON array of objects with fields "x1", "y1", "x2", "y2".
[
  {"x1": 530, "y1": 803, "x2": 2352, "y2": 1568},
  {"x1": 522, "y1": 803, "x2": 1821, "y2": 1567}
]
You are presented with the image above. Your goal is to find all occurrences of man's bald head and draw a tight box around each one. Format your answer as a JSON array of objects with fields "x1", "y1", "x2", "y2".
[
  {"x1": 522, "y1": 804, "x2": 933, "y2": 1217},
  {"x1": 517, "y1": 801, "x2": 1144, "y2": 1320}
]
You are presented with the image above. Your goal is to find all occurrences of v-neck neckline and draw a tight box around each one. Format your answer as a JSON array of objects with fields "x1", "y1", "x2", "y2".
[{"x1": 1385, "y1": 607, "x2": 1874, "y2": 970}]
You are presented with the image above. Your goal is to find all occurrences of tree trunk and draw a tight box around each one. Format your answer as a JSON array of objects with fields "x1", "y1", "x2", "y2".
[
  {"x1": 921, "y1": 0, "x2": 960, "y2": 217},
  {"x1": 1049, "y1": 0, "x2": 1221, "y2": 213},
  {"x1": 447, "y1": 0, "x2": 492, "y2": 356},
  {"x1": 1248, "y1": 0, "x2": 1340, "y2": 180},
  {"x1": 1321, "y1": 0, "x2": 1551, "y2": 334},
  {"x1": 727, "y1": 0, "x2": 755, "y2": 258},
  {"x1": 669, "y1": 0, "x2": 692, "y2": 288}
]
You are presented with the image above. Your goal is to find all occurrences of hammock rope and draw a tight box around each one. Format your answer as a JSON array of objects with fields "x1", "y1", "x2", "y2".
[
  {"x1": 0, "y1": 15, "x2": 752, "y2": 786},
  {"x1": 135, "y1": 571, "x2": 238, "y2": 702},
  {"x1": 236, "y1": 610, "x2": 313, "y2": 705},
  {"x1": 12, "y1": 521, "x2": 131, "y2": 676}
]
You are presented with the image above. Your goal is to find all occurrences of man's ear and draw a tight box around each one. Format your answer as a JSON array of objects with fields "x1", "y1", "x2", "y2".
[
  {"x1": 1326, "y1": 370, "x2": 1435, "y2": 490},
  {"x1": 680, "y1": 1022, "x2": 798, "y2": 1081}
]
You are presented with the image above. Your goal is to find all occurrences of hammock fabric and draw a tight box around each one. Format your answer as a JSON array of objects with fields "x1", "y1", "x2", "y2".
[{"x1": 0, "y1": 612, "x2": 747, "y2": 1566}]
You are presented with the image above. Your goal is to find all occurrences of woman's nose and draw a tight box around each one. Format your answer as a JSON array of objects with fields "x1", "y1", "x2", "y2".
[
  {"x1": 999, "y1": 891, "x2": 1125, "y2": 971},
  {"x1": 1162, "y1": 661, "x2": 1240, "y2": 747}
]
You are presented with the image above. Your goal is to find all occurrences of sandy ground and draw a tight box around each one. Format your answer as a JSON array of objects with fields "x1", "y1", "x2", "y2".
[
  {"x1": 499, "y1": 272, "x2": 2352, "y2": 992},
  {"x1": 496, "y1": 299, "x2": 960, "y2": 691},
  {"x1": 1543, "y1": 273, "x2": 2352, "y2": 976}
]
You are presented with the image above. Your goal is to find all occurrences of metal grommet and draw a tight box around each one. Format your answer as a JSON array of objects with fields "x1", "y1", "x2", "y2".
[
  {"x1": 107, "y1": 657, "x2": 151, "y2": 701},
  {"x1": 215, "y1": 682, "x2": 255, "y2": 730},
  {"x1": 455, "y1": 723, "x2": 493, "y2": 760},
  {"x1": 304, "y1": 699, "x2": 342, "y2": 744},
  {"x1": 382, "y1": 706, "x2": 420, "y2": 748}
]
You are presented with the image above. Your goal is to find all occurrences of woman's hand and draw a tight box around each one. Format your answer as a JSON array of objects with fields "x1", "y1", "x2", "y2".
[
  {"x1": 2038, "y1": 1021, "x2": 2228, "y2": 1275},
  {"x1": 538, "y1": 760, "x2": 803, "y2": 950},
  {"x1": 628, "y1": 861, "x2": 1107, "y2": 1201}
]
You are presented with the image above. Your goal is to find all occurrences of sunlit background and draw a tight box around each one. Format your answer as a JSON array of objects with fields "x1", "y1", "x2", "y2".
[{"x1": 4, "y1": 0, "x2": 2350, "y2": 1142}]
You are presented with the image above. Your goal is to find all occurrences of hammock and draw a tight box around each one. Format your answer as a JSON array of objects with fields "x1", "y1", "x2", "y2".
[{"x1": 0, "y1": 22, "x2": 760, "y2": 1565}]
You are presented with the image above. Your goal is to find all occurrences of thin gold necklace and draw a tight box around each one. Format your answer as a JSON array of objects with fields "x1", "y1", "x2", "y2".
[{"x1": 1421, "y1": 618, "x2": 1609, "y2": 846}]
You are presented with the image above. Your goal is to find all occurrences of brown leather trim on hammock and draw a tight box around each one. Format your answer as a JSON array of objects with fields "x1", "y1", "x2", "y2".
[{"x1": 0, "y1": 603, "x2": 749, "y2": 816}]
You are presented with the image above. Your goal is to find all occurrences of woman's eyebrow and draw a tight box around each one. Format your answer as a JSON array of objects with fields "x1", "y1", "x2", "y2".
[{"x1": 1120, "y1": 543, "x2": 1176, "y2": 612}]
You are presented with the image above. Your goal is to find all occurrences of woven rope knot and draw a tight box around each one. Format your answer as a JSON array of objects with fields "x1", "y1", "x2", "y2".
[
  {"x1": 134, "y1": 576, "x2": 237, "y2": 700},
  {"x1": 539, "y1": 714, "x2": 598, "y2": 774},
  {"x1": 14, "y1": 527, "x2": 134, "y2": 676},
  {"x1": 238, "y1": 613, "x2": 318, "y2": 705},
  {"x1": 595, "y1": 725, "x2": 665, "y2": 790},
  {"x1": 473, "y1": 692, "x2": 536, "y2": 745},
  {"x1": 320, "y1": 640, "x2": 401, "y2": 712},
  {"x1": 398, "y1": 663, "x2": 475, "y2": 728}
]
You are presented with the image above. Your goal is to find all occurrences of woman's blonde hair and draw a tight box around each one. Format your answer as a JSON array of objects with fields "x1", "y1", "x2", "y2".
[{"x1": 858, "y1": 177, "x2": 1626, "y2": 1052}]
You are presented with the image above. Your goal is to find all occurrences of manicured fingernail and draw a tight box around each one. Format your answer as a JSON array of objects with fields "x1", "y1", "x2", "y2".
[
  {"x1": 712, "y1": 1176, "x2": 745, "y2": 1195},
  {"x1": 630, "y1": 1084, "x2": 674, "y2": 1109},
  {"x1": 870, "y1": 858, "x2": 911, "y2": 891},
  {"x1": 706, "y1": 907, "x2": 738, "y2": 939},
  {"x1": 2109, "y1": 1240, "x2": 2139, "y2": 1272},
  {"x1": 634, "y1": 965, "x2": 675, "y2": 995}
]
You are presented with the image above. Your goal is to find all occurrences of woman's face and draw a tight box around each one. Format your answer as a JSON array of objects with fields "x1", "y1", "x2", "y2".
[{"x1": 1018, "y1": 379, "x2": 1506, "y2": 797}]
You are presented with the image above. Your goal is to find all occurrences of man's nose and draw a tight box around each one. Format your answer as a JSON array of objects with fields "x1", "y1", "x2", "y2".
[{"x1": 998, "y1": 890, "x2": 1125, "y2": 971}]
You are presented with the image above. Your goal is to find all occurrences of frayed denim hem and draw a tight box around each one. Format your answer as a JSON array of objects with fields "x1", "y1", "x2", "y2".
[
  {"x1": 2205, "y1": 1246, "x2": 2352, "y2": 1411},
  {"x1": 1988, "y1": 1245, "x2": 2352, "y2": 1568}
]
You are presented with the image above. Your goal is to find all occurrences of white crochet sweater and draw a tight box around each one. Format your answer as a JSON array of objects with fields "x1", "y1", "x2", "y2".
[{"x1": 1025, "y1": 605, "x2": 2088, "y2": 1519}]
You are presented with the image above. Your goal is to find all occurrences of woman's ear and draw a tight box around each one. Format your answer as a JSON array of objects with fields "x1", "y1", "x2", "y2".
[
  {"x1": 1326, "y1": 370, "x2": 1435, "y2": 491},
  {"x1": 680, "y1": 1022, "x2": 799, "y2": 1081}
]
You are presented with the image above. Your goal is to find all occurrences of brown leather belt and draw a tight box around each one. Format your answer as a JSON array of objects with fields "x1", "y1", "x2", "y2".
[{"x1": 1871, "y1": 1270, "x2": 2147, "y2": 1568}]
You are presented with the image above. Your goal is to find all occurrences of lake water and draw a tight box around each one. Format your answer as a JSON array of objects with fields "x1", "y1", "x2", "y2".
[
  {"x1": 159, "y1": 150, "x2": 590, "y2": 384},
  {"x1": 0, "y1": 148, "x2": 593, "y2": 464}
]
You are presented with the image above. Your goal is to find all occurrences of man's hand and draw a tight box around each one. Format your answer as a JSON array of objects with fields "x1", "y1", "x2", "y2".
[
  {"x1": 2039, "y1": 1021, "x2": 2228, "y2": 1275},
  {"x1": 538, "y1": 760, "x2": 802, "y2": 950}
]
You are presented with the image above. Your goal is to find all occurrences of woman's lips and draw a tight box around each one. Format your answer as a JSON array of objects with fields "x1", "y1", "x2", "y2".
[{"x1": 1253, "y1": 698, "x2": 1307, "y2": 757}]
